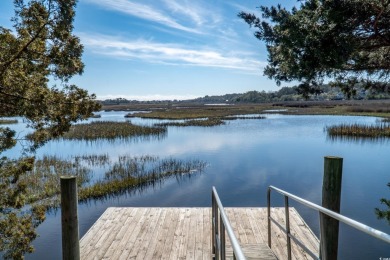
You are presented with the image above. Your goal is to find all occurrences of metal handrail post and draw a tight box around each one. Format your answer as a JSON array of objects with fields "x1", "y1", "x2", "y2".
[
  {"x1": 267, "y1": 187, "x2": 271, "y2": 248},
  {"x1": 212, "y1": 186, "x2": 246, "y2": 260},
  {"x1": 220, "y1": 214, "x2": 226, "y2": 260},
  {"x1": 212, "y1": 192, "x2": 216, "y2": 256},
  {"x1": 215, "y1": 207, "x2": 220, "y2": 259},
  {"x1": 284, "y1": 195, "x2": 292, "y2": 260},
  {"x1": 319, "y1": 211, "x2": 327, "y2": 260}
]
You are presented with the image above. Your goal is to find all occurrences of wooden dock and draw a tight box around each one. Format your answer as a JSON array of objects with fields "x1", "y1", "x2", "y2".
[{"x1": 80, "y1": 207, "x2": 319, "y2": 259}]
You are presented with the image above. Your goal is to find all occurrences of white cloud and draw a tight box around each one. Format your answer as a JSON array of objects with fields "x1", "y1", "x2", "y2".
[
  {"x1": 163, "y1": 0, "x2": 204, "y2": 25},
  {"x1": 162, "y1": 0, "x2": 221, "y2": 26},
  {"x1": 81, "y1": 34, "x2": 265, "y2": 72},
  {"x1": 85, "y1": 0, "x2": 199, "y2": 33}
]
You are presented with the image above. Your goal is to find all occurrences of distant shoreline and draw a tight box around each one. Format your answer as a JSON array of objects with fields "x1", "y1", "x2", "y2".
[{"x1": 100, "y1": 99, "x2": 390, "y2": 119}]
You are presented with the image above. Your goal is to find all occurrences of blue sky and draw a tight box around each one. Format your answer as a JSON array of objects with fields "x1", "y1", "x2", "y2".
[{"x1": 0, "y1": 0, "x2": 295, "y2": 100}]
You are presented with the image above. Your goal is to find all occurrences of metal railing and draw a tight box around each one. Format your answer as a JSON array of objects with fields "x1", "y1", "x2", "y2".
[
  {"x1": 267, "y1": 185, "x2": 390, "y2": 260},
  {"x1": 212, "y1": 186, "x2": 246, "y2": 260}
]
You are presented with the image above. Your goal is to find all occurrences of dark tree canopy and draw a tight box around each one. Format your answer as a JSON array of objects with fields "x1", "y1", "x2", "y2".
[
  {"x1": 239, "y1": 0, "x2": 390, "y2": 93},
  {"x1": 1, "y1": 0, "x2": 100, "y2": 145},
  {"x1": 0, "y1": 0, "x2": 100, "y2": 258}
]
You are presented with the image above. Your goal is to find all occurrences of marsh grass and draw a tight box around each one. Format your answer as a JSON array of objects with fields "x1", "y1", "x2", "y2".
[
  {"x1": 73, "y1": 154, "x2": 110, "y2": 167},
  {"x1": 124, "y1": 105, "x2": 268, "y2": 119},
  {"x1": 326, "y1": 123, "x2": 390, "y2": 138},
  {"x1": 89, "y1": 113, "x2": 101, "y2": 118},
  {"x1": 154, "y1": 118, "x2": 225, "y2": 127},
  {"x1": 20, "y1": 154, "x2": 207, "y2": 208},
  {"x1": 0, "y1": 119, "x2": 18, "y2": 124},
  {"x1": 152, "y1": 115, "x2": 265, "y2": 127},
  {"x1": 346, "y1": 106, "x2": 390, "y2": 113},
  {"x1": 221, "y1": 115, "x2": 266, "y2": 120},
  {"x1": 23, "y1": 155, "x2": 90, "y2": 204},
  {"x1": 80, "y1": 156, "x2": 206, "y2": 201},
  {"x1": 61, "y1": 121, "x2": 166, "y2": 140},
  {"x1": 108, "y1": 100, "x2": 390, "y2": 118}
]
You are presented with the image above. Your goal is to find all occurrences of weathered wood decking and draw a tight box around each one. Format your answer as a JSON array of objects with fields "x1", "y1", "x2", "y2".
[{"x1": 80, "y1": 207, "x2": 319, "y2": 259}]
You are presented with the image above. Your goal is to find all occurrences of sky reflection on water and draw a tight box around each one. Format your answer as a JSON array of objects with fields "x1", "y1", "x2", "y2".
[{"x1": 16, "y1": 112, "x2": 390, "y2": 259}]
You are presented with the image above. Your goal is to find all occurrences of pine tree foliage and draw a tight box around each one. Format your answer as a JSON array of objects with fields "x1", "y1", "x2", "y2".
[
  {"x1": 239, "y1": 0, "x2": 390, "y2": 94},
  {"x1": 0, "y1": 1, "x2": 100, "y2": 258}
]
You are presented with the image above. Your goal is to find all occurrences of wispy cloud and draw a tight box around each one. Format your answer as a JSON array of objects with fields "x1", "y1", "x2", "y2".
[
  {"x1": 85, "y1": 0, "x2": 199, "y2": 33},
  {"x1": 162, "y1": 0, "x2": 221, "y2": 26},
  {"x1": 81, "y1": 34, "x2": 265, "y2": 72},
  {"x1": 163, "y1": 0, "x2": 204, "y2": 25}
]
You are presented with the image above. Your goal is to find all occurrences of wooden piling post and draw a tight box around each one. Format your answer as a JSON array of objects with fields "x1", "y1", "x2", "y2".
[
  {"x1": 320, "y1": 156, "x2": 343, "y2": 260},
  {"x1": 61, "y1": 176, "x2": 80, "y2": 260}
]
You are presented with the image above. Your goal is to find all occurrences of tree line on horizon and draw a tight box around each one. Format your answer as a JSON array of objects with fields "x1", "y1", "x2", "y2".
[{"x1": 101, "y1": 83, "x2": 390, "y2": 105}]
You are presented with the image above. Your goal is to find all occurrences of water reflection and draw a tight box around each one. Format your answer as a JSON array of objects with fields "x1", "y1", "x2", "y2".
[
  {"x1": 16, "y1": 112, "x2": 390, "y2": 259},
  {"x1": 326, "y1": 134, "x2": 390, "y2": 145}
]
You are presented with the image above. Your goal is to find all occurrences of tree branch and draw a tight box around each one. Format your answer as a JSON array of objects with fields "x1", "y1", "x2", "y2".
[{"x1": 0, "y1": 1, "x2": 52, "y2": 79}]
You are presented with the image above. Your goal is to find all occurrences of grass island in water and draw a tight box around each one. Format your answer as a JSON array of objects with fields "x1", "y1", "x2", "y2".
[
  {"x1": 327, "y1": 123, "x2": 390, "y2": 138},
  {"x1": 61, "y1": 121, "x2": 166, "y2": 140},
  {"x1": 22, "y1": 154, "x2": 207, "y2": 209},
  {"x1": 0, "y1": 119, "x2": 18, "y2": 124}
]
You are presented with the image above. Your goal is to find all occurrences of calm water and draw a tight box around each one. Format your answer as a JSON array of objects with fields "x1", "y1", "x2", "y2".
[{"x1": 8, "y1": 112, "x2": 389, "y2": 259}]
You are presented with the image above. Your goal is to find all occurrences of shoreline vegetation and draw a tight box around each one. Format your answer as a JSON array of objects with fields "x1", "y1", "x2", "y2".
[
  {"x1": 61, "y1": 121, "x2": 166, "y2": 140},
  {"x1": 108, "y1": 99, "x2": 390, "y2": 118},
  {"x1": 17, "y1": 100, "x2": 390, "y2": 142},
  {"x1": 89, "y1": 113, "x2": 102, "y2": 118},
  {"x1": 0, "y1": 119, "x2": 18, "y2": 124},
  {"x1": 151, "y1": 116, "x2": 266, "y2": 127},
  {"x1": 110, "y1": 100, "x2": 390, "y2": 137},
  {"x1": 154, "y1": 118, "x2": 225, "y2": 127},
  {"x1": 326, "y1": 124, "x2": 390, "y2": 138},
  {"x1": 25, "y1": 155, "x2": 207, "y2": 209}
]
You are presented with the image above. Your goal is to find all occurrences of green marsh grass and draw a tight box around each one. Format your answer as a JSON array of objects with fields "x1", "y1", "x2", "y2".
[
  {"x1": 124, "y1": 105, "x2": 267, "y2": 119},
  {"x1": 326, "y1": 123, "x2": 390, "y2": 138},
  {"x1": 221, "y1": 115, "x2": 266, "y2": 120},
  {"x1": 73, "y1": 154, "x2": 110, "y2": 167},
  {"x1": 20, "y1": 154, "x2": 207, "y2": 208},
  {"x1": 89, "y1": 113, "x2": 102, "y2": 118},
  {"x1": 0, "y1": 119, "x2": 18, "y2": 124},
  {"x1": 23, "y1": 155, "x2": 90, "y2": 204},
  {"x1": 62, "y1": 121, "x2": 166, "y2": 140},
  {"x1": 81, "y1": 156, "x2": 206, "y2": 200},
  {"x1": 154, "y1": 118, "x2": 225, "y2": 127},
  {"x1": 152, "y1": 115, "x2": 265, "y2": 128}
]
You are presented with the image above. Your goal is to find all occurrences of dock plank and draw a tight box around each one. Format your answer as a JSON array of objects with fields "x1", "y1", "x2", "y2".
[
  {"x1": 80, "y1": 207, "x2": 117, "y2": 257},
  {"x1": 202, "y1": 208, "x2": 211, "y2": 260},
  {"x1": 80, "y1": 207, "x2": 319, "y2": 260},
  {"x1": 151, "y1": 208, "x2": 176, "y2": 259},
  {"x1": 186, "y1": 209, "x2": 197, "y2": 259},
  {"x1": 178, "y1": 208, "x2": 192, "y2": 259},
  {"x1": 166, "y1": 208, "x2": 186, "y2": 260},
  {"x1": 140, "y1": 209, "x2": 167, "y2": 260},
  {"x1": 103, "y1": 208, "x2": 139, "y2": 259},
  {"x1": 94, "y1": 208, "x2": 129, "y2": 259},
  {"x1": 83, "y1": 207, "x2": 123, "y2": 259},
  {"x1": 128, "y1": 208, "x2": 162, "y2": 259},
  {"x1": 267, "y1": 207, "x2": 289, "y2": 259},
  {"x1": 240, "y1": 208, "x2": 257, "y2": 244},
  {"x1": 119, "y1": 208, "x2": 151, "y2": 259}
]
